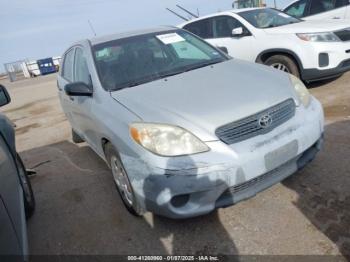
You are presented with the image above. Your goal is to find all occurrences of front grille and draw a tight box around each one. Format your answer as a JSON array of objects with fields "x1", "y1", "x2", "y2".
[
  {"x1": 223, "y1": 158, "x2": 294, "y2": 196},
  {"x1": 334, "y1": 29, "x2": 350, "y2": 42},
  {"x1": 215, "y1": 99, "x2": 296, "y2": 145}
]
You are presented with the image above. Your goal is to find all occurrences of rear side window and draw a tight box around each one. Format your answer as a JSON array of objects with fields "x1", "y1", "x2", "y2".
[
  {"x1": 285, "y1": 0, "x2": 309, "y2": 18},
  {"x1": 74, "y1": 48, "x2": 90, "y2": 85},
  {"x1": 183, "y1": 19, "x2": 213, "y2": 39},
  {"x1": 309, "y1": 0, "x2": 335, "y2": 15},
  {"x1": 62, "y1": 49, "x2": 75, "y2": 81}
]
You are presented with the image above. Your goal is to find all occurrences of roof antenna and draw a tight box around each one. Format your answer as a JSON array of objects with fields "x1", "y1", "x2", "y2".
[
  {"x1": 166, "y1": 8, "x2": 189, "y2": 21},
  {"x1": 88, "y1": 20, "x2": 97, "y2": 37},
  {"x1": 176, "y1": 4, "x2": 199, "y2": 18}
]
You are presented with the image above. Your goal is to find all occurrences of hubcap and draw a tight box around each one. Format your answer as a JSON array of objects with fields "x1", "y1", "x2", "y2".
[
  {"x1": 111, "y1": 156, "x2": 133, "y2": 206},
  {"x1": 270, "y1": 63, "x2": 290, "y2": 73}
]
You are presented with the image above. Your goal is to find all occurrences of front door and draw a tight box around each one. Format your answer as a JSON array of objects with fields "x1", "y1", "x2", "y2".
[{"x1": 206, "y1": 16, "x2": 255, "y2": 62}]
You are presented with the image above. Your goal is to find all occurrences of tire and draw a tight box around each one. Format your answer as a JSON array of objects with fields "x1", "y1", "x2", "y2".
[
  {"x1": 264, "y1": 55, "x2": 300, "y2": 78},
  {"x1": 104, "y1": 143, "x2": 143, "y2": 217},
  {"x1": 16, "y1": 154, "x2": 35, "y2": 219},
  {"x1": 72, "y1": 129, "x2": 84, "y2": 143}
]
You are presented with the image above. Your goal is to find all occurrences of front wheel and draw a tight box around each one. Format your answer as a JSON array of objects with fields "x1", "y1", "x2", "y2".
[
  {"x1": 105, "y1": 143, "x2": 143, "y2": 217},
  {"x1": 264, "y1": 55, "x2": 300, "y2": 78},
  {"x1": 16, "y1": 154, "x2": 35, "y2": 219}
]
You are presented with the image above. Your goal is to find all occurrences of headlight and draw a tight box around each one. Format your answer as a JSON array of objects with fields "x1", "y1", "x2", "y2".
[
  {"x1": 296, "y1": 32, "x2": 340, "y2": 42},
  {"x1": 289, "y1": 74, "x2": 311, "y2": 108},
  {"x1": 130, "y1": 123, "x2": 209, "y2": 156}
]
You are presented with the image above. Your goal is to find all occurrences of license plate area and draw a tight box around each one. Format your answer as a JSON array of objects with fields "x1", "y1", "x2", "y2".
[{"x1": 264, "y1": 140, "x2": 298, "y2": 171}]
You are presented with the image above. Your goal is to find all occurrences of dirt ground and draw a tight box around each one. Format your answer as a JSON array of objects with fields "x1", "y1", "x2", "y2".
[{"x1": 0, "y1": 73, "x2": 349, "y2": 257}]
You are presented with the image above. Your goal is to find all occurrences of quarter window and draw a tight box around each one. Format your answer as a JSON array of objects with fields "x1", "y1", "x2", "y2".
[
  {"x1": 285, "y1": 0, "x2": 308, "y2": 18},
  {"x1": 62, "y1": 49, "x2": 75, "y2": 82},
  {"x1": 74, "y1": 48, "x2": 90, "y2": 85},
  {"x1": 183, "y1": 19, "x2": 213, "y2": 39}
]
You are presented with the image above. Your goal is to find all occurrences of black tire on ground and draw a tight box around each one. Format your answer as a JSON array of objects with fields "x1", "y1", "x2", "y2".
[
  {"x1": 16, "y1": 154, "x2": 35, "y2": 219},
  {"x1": 264, "y1": 55, "x2": 300, "y2": 78},
  {"x1": 72, "y1": 129, "x2": 84, "y2": 143},
  {"x1": 104, "y1": 143, "x2": 143, "y2": 217}
]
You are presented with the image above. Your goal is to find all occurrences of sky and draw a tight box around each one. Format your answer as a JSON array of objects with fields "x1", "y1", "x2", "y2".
[{"x1": 0, "y1": 0, "x2": 292, "y2": 73}]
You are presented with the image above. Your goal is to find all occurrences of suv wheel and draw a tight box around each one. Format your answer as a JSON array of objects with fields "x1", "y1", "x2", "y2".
[
  {"x1": 265, "y1": 55, "x2": 300, "y2": 78},
  {"x1": 16, "y1": 154, "x2": 35, "y2": 219},
  {"x1": 105, "y1": 143, "x2": 143, "y2": 217}
]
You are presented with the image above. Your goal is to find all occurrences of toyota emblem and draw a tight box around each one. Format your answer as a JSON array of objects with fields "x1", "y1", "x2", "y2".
[{"x1": 258, "y1": 114, "x2": 273, "y2": 129}]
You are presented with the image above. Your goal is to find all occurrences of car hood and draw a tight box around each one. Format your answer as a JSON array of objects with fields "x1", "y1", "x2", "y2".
[
  {"x1": 111, "y1": 59, "x2": 298, "y2": 141},
  {"x1": 264, "y1": 20, "x2": 349, "y2": 34}
]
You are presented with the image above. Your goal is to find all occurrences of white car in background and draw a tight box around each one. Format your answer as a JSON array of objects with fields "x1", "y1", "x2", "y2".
[
  {"x1": 283, "y1": 0, "x2": 350, "y2": 20},
  {"x1": 179, "y1": 8, "x2": 350, "y2": 82}
]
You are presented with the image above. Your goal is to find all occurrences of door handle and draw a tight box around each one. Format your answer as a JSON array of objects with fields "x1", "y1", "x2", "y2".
[
  {"x1": 69, "y1": 96, "x2": 75, "y2": 101},
  {"x1": 333, "y1": 16, "x2": 341, "y2": 19}
]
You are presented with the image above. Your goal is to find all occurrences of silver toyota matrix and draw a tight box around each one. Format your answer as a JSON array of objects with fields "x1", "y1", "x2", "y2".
[{"x1": 57, "y1": 27, "x2": 324, "y2": 219}]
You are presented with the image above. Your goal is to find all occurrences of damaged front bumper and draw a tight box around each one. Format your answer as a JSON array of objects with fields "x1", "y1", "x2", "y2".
[{"x1": 121, "y1": 97, "x2": 324, "y2": 219}]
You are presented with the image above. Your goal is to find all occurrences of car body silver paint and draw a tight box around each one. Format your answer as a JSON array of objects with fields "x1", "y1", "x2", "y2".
[{"x1": 57, "y1": 27, "x2": 324, "y2": 218}]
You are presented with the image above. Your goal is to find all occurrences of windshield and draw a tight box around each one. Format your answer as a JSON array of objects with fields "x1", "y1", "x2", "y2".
[
  {"x1": 239, "y1": 8, "x2": 301, "y2": 29},
  {"x1": 93, "y1": 29, "x2": 228, "y2": 91}
]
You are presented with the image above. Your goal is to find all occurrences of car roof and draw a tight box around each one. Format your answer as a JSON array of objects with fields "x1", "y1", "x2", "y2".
[
  {"x1": 178, "y1": 7, "x2": 268, "y2": 27},
  {"x1": 89, "y1": 26, "x2": 177, "y2": 46}
]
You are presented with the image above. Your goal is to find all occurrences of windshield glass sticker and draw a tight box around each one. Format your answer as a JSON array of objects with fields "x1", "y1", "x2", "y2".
[{"x1": 156, "y1": 33, "x2": 185, "y2": 45}]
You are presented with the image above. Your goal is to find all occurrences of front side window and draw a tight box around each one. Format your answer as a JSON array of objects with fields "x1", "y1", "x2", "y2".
[
  {"x1": 285, "y1": 0, "x2": 309, "y2": 18},
  {"x1": 183, "y1": 19, "x2": 213, "y2": 39},
  {"x1": 74, "y1": 48, "x2": 90, "y2": 85},
  {"x1": 239, "y1": 8, "x2": 301, "y2": 28},
  {"x1": 310, "y1": 0, "x2": 335, "y2": 15},
  {"x1": 62, "y1": 49, "x2": 75, "y2": 81},
  {"x1": 212, "y1": 16, "x2": 246, "y2": 38},
  {"x1": 93, "y1": 30, "x2": 228, "y2": 91}
]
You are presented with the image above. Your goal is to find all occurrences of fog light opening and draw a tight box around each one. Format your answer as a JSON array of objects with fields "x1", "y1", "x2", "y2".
[{"x1": 170, "y1": 194, "x2": 190, "y2": 208}]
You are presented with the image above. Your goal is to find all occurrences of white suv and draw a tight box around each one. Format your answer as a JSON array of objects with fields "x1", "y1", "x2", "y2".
[
  {"x1": 283, "y1": 0, "x2": 350, "y2": 20},
  {"x1": 179, "y1": 8, "x2": 350, "y2": 82}
]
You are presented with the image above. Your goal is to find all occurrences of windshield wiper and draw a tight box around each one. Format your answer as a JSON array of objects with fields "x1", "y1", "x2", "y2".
[
  {"x1": 158, "y1": 69, "x2": 187, "y2": 79},
  {"x1": 184, "y1": 59, "x2": 224, "y2": 72}
]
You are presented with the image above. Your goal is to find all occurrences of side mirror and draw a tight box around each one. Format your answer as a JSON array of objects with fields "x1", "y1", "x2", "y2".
[
  {"x1": 232, "y1": 27, "x2": 244, "y2": 37},
  {"x1": 218, "y1": 46, "x2": 229, "y2": 54},
  {"x1": 64, "y1": 82, "x2": 92, "y2": 97},
  {"x1": 0, "y1": 85, "x2": 11, "y2": 107}
]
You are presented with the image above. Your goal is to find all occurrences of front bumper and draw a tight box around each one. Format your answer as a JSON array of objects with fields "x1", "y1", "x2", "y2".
[
  {"x1": 121, "y1": 97, "x2": 324, "y2": 219},
  {"x1": 302, "y1": 58, "x2": 350, "y2": 82},
  {"x1": 299, "y1": 40, "x2": 350, "y2": 81}
]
